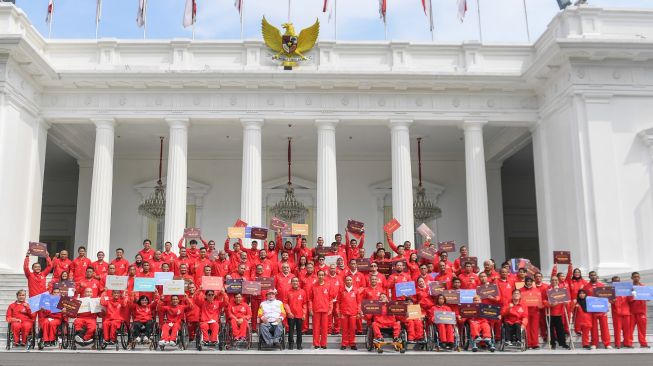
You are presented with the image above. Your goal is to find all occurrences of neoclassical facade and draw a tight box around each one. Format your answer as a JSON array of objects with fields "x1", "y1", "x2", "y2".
[{"x1": 1, "y1": 3, "x2": 653, "y2": 277}]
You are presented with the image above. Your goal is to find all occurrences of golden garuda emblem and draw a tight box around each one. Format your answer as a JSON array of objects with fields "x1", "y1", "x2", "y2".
[{"x1": 262, "y1": 17, "x2": 319, "y2": 70}]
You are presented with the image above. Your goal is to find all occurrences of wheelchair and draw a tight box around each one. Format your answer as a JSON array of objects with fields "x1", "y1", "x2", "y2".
[
  {"x1": 460, "y1": 321, "x2": 496, "y2": 352},
  {"x1": 222, "y1": 320, "x2": 252, "y2": 350},
  {"x1": 498, "y1": 322, "x2": 527, "y2": 352},
  {"x1": 365, "y1": 324, "x2": 408, "y2": 354},
  {"x1": 99, "y1": 321, "x2": 130, "y2": 351},
  {"x1": 430, "y1": 321, "x2": 461, "y2": 352},
  {"x1": 158, "y1": 320, "x2": 188, "y2": 351},
  {"x1": 6, "y1": 321, "x2": 36, "y2": 350},
  {"x1": 256, "y1": 321, "x2": 286, "y2": 350},
  {"x1": 129, "y1": 320, "x2": 160, "y2": 351},
  {"x1": 196, "y1": 321, "x2": 223, "y2": 351},
  {"x1": 37, "y1": 320, "x2": 70, "y2": 350},
  {"x1": 404, "y1": 319, "x2": 432, "y2": 351},
  {"x1": 69, "y1": 318, "x2": 102, "y2": 350}
]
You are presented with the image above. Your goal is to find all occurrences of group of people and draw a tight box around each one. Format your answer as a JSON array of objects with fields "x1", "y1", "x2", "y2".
[{"x1": 7, "y1": 228, "x2": 650, "y2": 352}]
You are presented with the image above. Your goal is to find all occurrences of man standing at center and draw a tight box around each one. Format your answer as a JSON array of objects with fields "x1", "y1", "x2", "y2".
[{"x1": 309, "y1": 270, "x2": 333, "y2": 349}]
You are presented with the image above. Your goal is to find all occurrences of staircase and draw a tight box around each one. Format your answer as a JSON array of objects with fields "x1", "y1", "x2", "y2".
[{"x1": 0, "y1": 273, "x2": 651, "y2": 349}]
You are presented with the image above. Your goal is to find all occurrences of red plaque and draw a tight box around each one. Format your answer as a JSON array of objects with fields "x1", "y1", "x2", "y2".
[{"x1": 383, "y1": 219, "x2": 401, "y2": 235}]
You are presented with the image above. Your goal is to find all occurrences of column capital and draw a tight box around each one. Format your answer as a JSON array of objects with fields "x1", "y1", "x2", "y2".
[
  {"x1": 639, "y1": 128, "x2": 653, "y2": 147},
  {"x1": 35, "y1": 117, "x2": 52, "y2": 130},
  {"x1": 90, "y1": 117, "x2": 116, "y2": 129},
  {"x1": 165, "y1": 117, "x2": 190, "y2": 129},
  {"x1": 240, "y1": 118, "x2": 264, "y2": 129},
  {"x1": 461, "y1": 119, "x2": 488, "y2": 131},
  {"x1": 388, "y1": 119, "x2": 413, "y2": 130},
  {"x1": 315, "y1": 119, "x2": 339, "y2": 130}
]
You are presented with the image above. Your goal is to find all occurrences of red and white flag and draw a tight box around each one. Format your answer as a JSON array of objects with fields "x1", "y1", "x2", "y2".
[
  {"x1": 458, "y1": 0, "x2": 468, "y2": 22},
  {"x1": 183, "y1": 0, "x2": 197, "y2": 28},
  {"x1": 379, "y1": 0, "x2": 387, "y2": 23},
  {"x1": 234, "y1": 0, "x2": 243, "y2": 15},
  {"x1": 422, "y1": 0, "x2": 434, "y2": 32},
  {"x1": 136, "y1": 0, "x2": 147, "y2": 28},
  {"x1": 45, "y1": 0, "x2": 54, "y2": 23}
]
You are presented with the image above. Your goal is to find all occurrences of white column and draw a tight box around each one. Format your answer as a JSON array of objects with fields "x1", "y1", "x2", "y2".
[
  {"x1": 389, "y1": 119, "x2": 415, "y2": 245},
  {"x1": 87, "y1": 118, "x2": 116, "y2": 258},
  {"x1": 28, "y1": 119, "x2": 50, "y2": 241},
  {"x1": 463, "y1": 120, "x2": 492, "y2": 262},
  {"x1": 164, "y1": 118, "x2": 189, "y2": 253},
  {"x1": 316, "y1": 119, "x2": 339, "y2": 242},
  {"x1": 240, "y1": 118, "x2": 264, "y2": 247}
]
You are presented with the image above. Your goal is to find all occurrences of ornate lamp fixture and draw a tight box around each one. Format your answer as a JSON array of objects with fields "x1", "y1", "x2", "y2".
[
  {"x1": 271, "y1": 137, "x2": 308, "y2": 222},
  {"x1": 413, "y1": 138, "x2": 442, "y2": 221},
  {"x1": 138, "y1": 137, "x2": 166, "y2": 221}
]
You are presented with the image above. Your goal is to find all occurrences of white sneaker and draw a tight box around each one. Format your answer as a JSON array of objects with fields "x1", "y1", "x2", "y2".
[
  {"x1": 606, "y1": 345, "x2": 613, "y2": 349},
  {"x1": 136, "y1": 336, "x2": 142, "y2": 343},
  {"x1": 169, "y1": 341, "x2": 176, "y2": 347},
  {"x1": 142, "y1": 336, "x2": 149, "y2": 342},
  {"x1": 75, "y1": 335, "x2": 83, "y2": 343},
  {"x1": 158, "y1": 340, "x2": 166, "y2": 346},
  {"x1": 590, "y1": 345, "x2": 597, "y2": 350}
]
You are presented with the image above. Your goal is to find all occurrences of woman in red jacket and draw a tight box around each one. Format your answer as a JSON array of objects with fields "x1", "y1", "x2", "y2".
[
  {"x1": 336, "y1": 275, "x2": 360, "y2": 350},
  {"x1": 6, "y1": 289, "x2": 35, "y2": 347},
  {"x1": 129, "y1": 294, "x2": 158, "y2": 344},
  {"x1": 574, "y1": 289, "x2": 593, "y2": 349},
  {"x1": 38, "y1": 287, "x2": 65, "y2": 347},
  {"x1": 501, "y1": 289, "x2": 528, "y2": 345},
  {"x1": 433, "y1": 294, "x2": 455, "y2": 349},
  {"x1": 228, "y1": 293, "x2": 252, "y2": 341}
]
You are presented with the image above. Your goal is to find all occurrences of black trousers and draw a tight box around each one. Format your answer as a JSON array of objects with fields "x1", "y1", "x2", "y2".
[
  {"x1": 130, "y1": 321, "x2": 153, "y2": 339},
  {"x1": 505, "y1": 324, "x2": 521, "y2": 341},
  {"x1": 288, "y1": 318, "x2": 303, "y2": 346},
  {"x1": 549, "y1": 316, "x2": 567, "y2": 347}
]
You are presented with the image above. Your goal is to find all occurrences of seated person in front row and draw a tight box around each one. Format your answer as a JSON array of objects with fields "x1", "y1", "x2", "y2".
[
  {"x1": 258, "y1": 289, "x2": 286, "y2": 347},
  {"x1": 371, "y1": 293, "x2": 401, "y2": 344}
]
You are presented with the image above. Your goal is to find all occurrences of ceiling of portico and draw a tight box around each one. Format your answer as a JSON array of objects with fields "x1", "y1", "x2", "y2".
[{"x1": 48, "y1": 120, "x2": 506, "y2": 163}]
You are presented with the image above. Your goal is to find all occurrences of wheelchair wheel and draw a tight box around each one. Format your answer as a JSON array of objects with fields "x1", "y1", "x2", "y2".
[
  {"x1": 279, "y1": 327, "x2": 286, "y2": 350},
  {"x1": 365, "y1": 326, "x2": 374, "y2": 351},
  {"x1": 219, "y1": 323, "x2": 228, "y2": 350},
  {"x1": 498, "y1": 324, "x2": 506, "y2": 351},
  {"x1": 453, "y1": 326, "x2": 461, "y2": 352},
  {"x1": 178, "y1": 322, "x2": 188, "y2": 350},
  {"x1": 520, "y1": 328, "x2": 527, "y2": 352},
  {"x1": 148, "y1": 323, "x2": 160, "y2": 351},
  {"x1": 462, "y1": 323, "x2": 470, "y2": 351},
  {"x1": 37, "y1": 329, "x2": 44, "y2": 350},
  {"x1": 95, "y1": 326, "x2": 103, "y2": 350},
  {"x1": 59, "y1": 322, "x2": 70, "y2": 349},
  {"x1": 118, "y1": 322, "x2": 129, "y2": 350},
  {"x1": 424, "y1": 323, "x2": 435, "y2": 352},
  {"x1": 399, "y1": 329, "x2": 407, "y2": 353}
]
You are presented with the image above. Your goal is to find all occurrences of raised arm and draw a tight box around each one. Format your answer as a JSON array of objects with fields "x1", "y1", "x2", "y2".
[{"x1": 385, "y1": 232, "x2": 399, "y2": 254}]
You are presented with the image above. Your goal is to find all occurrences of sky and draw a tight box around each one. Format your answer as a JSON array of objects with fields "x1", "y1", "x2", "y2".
[{"x1": 11, "y1": 0, "x2": 653, "y2": 43}]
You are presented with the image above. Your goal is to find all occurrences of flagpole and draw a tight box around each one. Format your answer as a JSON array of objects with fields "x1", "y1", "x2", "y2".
[
  {"x1": 334, "y1": 0, "x2": 338, "y2": 41},
  {"x1": 240, "y1": 0, "x2": 244, "y2": 40},
  {"x1": 192, "y1": 23, "x2": 195, "y2": 40},
  {"x1": 523, "y1": 0, "x2": 531, "y2": 42},
  {"x1": 476, "y1": 0, "x2": 483, "y2": 43},
  {"x1": 385, "y1": 0, "x2": 388, "y2": 41},
  {"x1": 288, "y1": 0, "x2": 291, "y2": 22},
  {"x1": 48, "y1": 8, "x2": 53, "y2": 39},
  {"x1": 429, "y1": 0, "x2": 434, "y2": 42}
]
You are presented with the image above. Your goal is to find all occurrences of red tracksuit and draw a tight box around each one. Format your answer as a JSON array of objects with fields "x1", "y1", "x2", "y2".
[
  {"x1": 469, "y1": 317, "x2": 492, "y2": 339},
  {"x1": 583, "y1": 282, "x2": 611, "y2": 347},
  {"x1": 100, "y1": 295, "x2": 129, "y2": 341},
  {"x1": 309, "y1": 282, "x2": 332, "y2": 347},
  {"x1": 71, "y1": 257, "x2": 92, "y2": 283},
  {"x1": 336, "y1": 287, "x2": 360, "y2": 347},
  {"x1": 52, "y1": 257, "x2": 72, "y2": 281},
  {"x1": 228, "y1": 303, "x2": 251, "y2": 338},
  {"x1": 91, "y1": 261, "x2": 109, "y2": 279},
  {"x1": 76, "y1": 278, "x2": 103, "y2": 298},
  {"x1": 74, "y1": 310, "x2": 98, "y2": 341},
  {"x1": 110, "y1": 258, "x2": 130, "y2": 276},
  {"x1": 195, "y1": 294, "x2": 224, "y2": 342},
  {"x1": 159, "y1": 303, "x2": 190, "y2": 342},
  {"x1": 630, "y1": 284, "x2": 648, "y2": 347},
  {"x1": 372, "y1": 304, "x2": 401, "y2": 339},
  {"x1": 6, "y1": 301, "x2": 34, "y2": 344},
  {"x1": 212, "y1": 259, "x2": 230, "y2": 278},
  {"x1": 520, "y1": 286, "x2": 542, "y2": 347},
  {"x1": 23, "y1": 257, "x2": 52, "y2": 296},
  {"x1": 326, "y1": 274, "x2": 343, "y2": 333},
  {"x1": 433, "y1": 304, "x2": 454, "y2": 343},
  {"x1": 611, "y1": 295, "x2": 632, "y2": 347},
  {"x1": 139, "y1": 248, "x2": 155, "y2": 263},
  {"x1": 285, "y1": 288, "x2": 308, "y2": 321},
  {"x1": 502, "y1": 302, "x2": 528, "y2": 326},
  {"x1": 574, "y1": 303, "x2": 592, "y2": 347},
  {"x1": 38, "y1": 309, "x2": 64, "y2": 342}
]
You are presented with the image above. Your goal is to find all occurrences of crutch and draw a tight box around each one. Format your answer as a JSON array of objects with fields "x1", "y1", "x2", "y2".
[
  {"x1": 564, "y1": 305, "x2": 575, "y2": 350},
  {"x1": 545, "y1": 307, "x2": 551, "y2": 350}
]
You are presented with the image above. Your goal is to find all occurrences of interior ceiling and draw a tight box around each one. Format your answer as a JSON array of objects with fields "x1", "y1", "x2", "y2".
[{"x1": 54, "y1": 121, "x2": 503, "y2": 161}]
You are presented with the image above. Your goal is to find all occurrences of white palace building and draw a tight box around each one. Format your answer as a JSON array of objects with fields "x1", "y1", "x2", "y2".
[{"x1": 1, "y1": 3, "x2": 653, "y2": 279}]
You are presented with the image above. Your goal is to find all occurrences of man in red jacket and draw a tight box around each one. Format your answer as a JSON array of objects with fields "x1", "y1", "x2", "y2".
[
  {"x1": 284, "y1": 277, "x2": 307, "y2": 350},
  {"x1": 110, "y1": 248, "x2": 130, "y2": 276},
  {"x1": 71, "y1": 246, "x2": 92, "y2": 283},
  {"x1": 138, "y1": 239, "x2": 155, "y2": 263},
  {"x1": 212, "y1": 250, "x2": 230, "y2": 278},
  {"x1": 91, "y1": 251, "x2": 109, "y2": 280},
  {"x1": 77, "y1": 267, "x2": 103, "y2": 297},
  {"x1": 583, "y1": 271, "x2": 612, "y2": 349},
  {"x1": 99, "y1": 290, "x2": 130, "y2": 345},
  {"x1": 6, "y1": 289, "x2": 34, "y2": 346},
  {"x1": 610, "y1": 276, "x2": 633, "y2": 348},
  {"x1": 630, "y1": 272, "x2": 649, "y2": 348},
  {"x1": 23, "y1": 250, "x2": 52, "y2": 296},
  {"x1": 51, "y1": 250, "x2": 71, "y2": 281},
  {"x1": 336, "y1": 275, "x2": 360, "y2": 350},
  {"x1": 309, "y1": 270, "x2": 333, "y2": 349}
]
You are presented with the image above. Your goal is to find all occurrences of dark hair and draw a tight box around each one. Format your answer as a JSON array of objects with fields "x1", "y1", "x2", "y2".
[
  {"x1": 138, "y1": 295, "x2": 149, "y2": 304},
  {"x1": 116, "y1": 248, "x2": 124, "y2": 252},
  {"x1": 143, "y1": 239, "x2": 151, "y2": 244},
  {"x1": 78, "y1": 246, "x2": 86, "y2": 251},
  {"x1": 190, "y1": 240, "x2": 198, "y2": 245}
]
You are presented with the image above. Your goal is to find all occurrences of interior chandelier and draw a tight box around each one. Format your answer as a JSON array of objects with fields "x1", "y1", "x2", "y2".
[
  {"x1": 271, "y1": 137, "x2": 308, "y2": 223},
  {"x1": 413, "y1": 137, "x2": 442, "y2": 222},
  {"x1": 138, "y1": 136, "x2": 166, "y2": 221}
]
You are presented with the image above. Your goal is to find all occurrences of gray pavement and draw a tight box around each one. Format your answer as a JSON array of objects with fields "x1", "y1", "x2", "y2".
[{"x1": 0, "y1": 351, "x2": 652, "y2": 366}]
